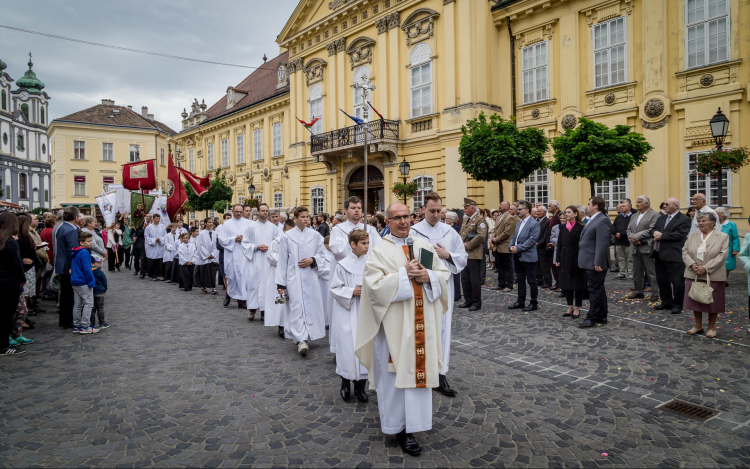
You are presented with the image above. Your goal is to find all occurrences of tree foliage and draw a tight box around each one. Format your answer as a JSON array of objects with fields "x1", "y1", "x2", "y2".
[
  {"x1": 549, "y1": 118, "x2": 653, "y2": 197},
  {"x1": 459, "y1": 112, "x2": 549, "y2": 201},
  {"x1": 184, "y1": 168, "x2": 234, "y2": 215}
]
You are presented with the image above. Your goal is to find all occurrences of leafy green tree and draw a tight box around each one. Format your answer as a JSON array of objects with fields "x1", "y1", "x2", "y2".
[
  {"x1": 184, "y1": 168, "x2": 234, "y2": 218},
  {"x1": 459, "y1": 112, "x2": 549, "y2": 202},
  {"x1": 549, "y1": 117, "x2": 653, "y2": 198}
]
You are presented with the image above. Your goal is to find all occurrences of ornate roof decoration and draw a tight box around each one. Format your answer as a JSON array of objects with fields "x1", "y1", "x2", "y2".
[{"x1": 16, "y1": 53, "x2": 45, "y2": 91}]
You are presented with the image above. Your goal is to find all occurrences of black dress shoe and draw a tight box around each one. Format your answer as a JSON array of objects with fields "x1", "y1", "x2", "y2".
[
  {"x1": 354, "y1": 379, "x2": 369, "y2": 403},
  {"x1": 671, "y1": 308, "x2": 683, "y2": 315},
  {"x1": 223, "y1": 295, "x2": 231, "y2": 307},
  {"x1": 468, "y1": 304, "x2": 481, "y2": 311},
  {"x1": 458, "y1": 302, "x2": 472, "y2": 308},
  {"x1": 522, "y1": 303, "x2": 538, "y2": 312},
  {"x1": 654, "y1": 303, "x2": 672, "y2": 311},
  {"x1": 278, "y1": 326, "x2": 285, "y2": 337},
  {"x1": 340, "y1": 378, "x2": 351, "y2": 401},
  {"x1": 507, "y1": 302, "x2": 525, "y2": 310},
  {"x1": 395, "y1": 430, "x2": 421, "y2": 457},
  {"x1": 237, "y1": 300, "x2": 247, "y2": 309},
  {"x1": 593, "y1": 318, "x2": 608, "y2": 324},
  {"x1": 579, "y1": 319, "x2": 595, "y2": 328},
  {"x1": 610, "y1": 268, "x2": 620, "y2": 273},
  {"x1": 435, "y1": 374, "x2": 457, "y2": 397}
]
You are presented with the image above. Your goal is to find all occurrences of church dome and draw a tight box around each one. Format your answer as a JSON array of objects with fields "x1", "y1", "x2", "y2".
[
  {"x1": 0, "y1": 58, "x2": 7, "y2": 72},
  {"x1": 15, "y1": 55, "x2": 44, "y2": 91}
]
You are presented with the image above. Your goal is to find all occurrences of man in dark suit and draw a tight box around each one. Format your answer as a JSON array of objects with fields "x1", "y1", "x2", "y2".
[
  {"x1": 578, "y1": 196, "x2": 612, "y2": 328},
  {"x1": 55, "y1": 206, "x2": 82, "y2": 328},
  {"x1": 650, "y1": 198, "x2": 691, "y2": 314},
  {"x1": 535, "y1": 205, "x2": 552, "y2": 288},
  {"x1": 508, "y1": 200, "x2": 541, "y2": 312}
]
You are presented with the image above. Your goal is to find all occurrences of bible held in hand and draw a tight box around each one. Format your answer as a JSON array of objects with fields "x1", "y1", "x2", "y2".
[{"x1": 418, "y1": 248, "x2": 433, "y2": 270}]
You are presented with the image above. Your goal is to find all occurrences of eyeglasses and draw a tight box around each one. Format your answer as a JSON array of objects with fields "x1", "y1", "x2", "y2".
[{"x1": 387, "y1": 215, "x2": 410, "y2": 222}]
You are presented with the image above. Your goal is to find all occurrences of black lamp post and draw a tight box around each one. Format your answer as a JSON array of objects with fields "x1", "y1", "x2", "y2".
[
  {"x1": 399, "y1": 157, "x2": 411, "y2": 204},
  {"x1": 248, "y1": 182, "x2": 256, "y2": 197},
  {"x1": 710, "y1": 107, "x2": 730, "y2": 206}
]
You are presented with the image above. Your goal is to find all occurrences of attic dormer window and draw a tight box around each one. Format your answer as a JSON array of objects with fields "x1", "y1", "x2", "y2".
[
  {"x1": 278, "y1": 66, "x2": 285, "y2": 82},
  {"x1": 227, "y1": 88, "x2": 234, "y2": 105}
]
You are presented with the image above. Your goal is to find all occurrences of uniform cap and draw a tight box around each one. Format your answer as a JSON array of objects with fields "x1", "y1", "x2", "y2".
[{"x1": 463, "y1": 198, "x2": 477, "y2": 207}]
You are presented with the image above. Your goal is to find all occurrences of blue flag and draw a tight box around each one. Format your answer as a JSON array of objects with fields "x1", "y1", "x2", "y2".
[{"x1": 339, "y1": 109, "x2": 364, "y2": 125}]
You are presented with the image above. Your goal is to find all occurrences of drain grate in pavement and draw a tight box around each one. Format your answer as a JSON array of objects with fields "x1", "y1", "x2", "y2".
[{"x1": 657, "y1": 399, "x2": 720, "y2": 421}]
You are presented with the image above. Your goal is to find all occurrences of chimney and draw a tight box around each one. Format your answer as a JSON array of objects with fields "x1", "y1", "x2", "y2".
[
  {"x1": 141, "y1": 106, "x2": 148, "y2": 118},
  {"x1": 101, "y1": 99, "x2": 115, "y2": 105},
  {"x1": 148, "y1": 113, "x2": 154, "y2": 120},
  {"x1": 127, "y1": 105, "x2": 133, "y2": 110}
]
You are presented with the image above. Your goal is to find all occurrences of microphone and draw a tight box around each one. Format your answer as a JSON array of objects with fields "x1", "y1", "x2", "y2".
[{"x1": 406, "y1": 237, "x2": 415, "y2": 261}]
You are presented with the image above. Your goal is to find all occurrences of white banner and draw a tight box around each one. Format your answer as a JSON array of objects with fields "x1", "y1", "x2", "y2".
[
  {"x1": 107, "y1": 184, "x2": 131, "y2": 215},
  {"x1": 95, "y1": 191, "x2": 118, "y2": 227},
  {"x1": 148, "y1": 195, "x2": 170, "y2": 226}
]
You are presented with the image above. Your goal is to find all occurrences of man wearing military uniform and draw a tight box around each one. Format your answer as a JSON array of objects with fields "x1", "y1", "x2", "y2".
[{"x1": 459, "y1": 198, "x2": 487, "y2": 311}]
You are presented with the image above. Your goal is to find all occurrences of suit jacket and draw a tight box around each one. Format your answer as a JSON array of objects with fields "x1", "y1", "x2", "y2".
[
  {"x1": 492, "y1": 212, "x2": 518, "y2": 252},
  {"x1": 578, "y1": 212, "x2": 612, "y2": 270},
  {"x1": 54, "y1": 222, "x2": 80, "y2": 275},
  {"x1": 545, "y1": 212, "x2": 561, "y2": 249},
  {"x1": 626, "y1": 209, "x2": 659, "y2": 255},
  {"x1": 649, "y1": 212, "x2": 691, "y2": 263},
  {"x1": 682, "y1": 229, "x2": 729, "y2": 282},
  {"x1": 510, "y1": 217, "x2": 540, "y2": 263},
  {"x1": 536, "y1": 217, "x2": 550, "y2": 251}
]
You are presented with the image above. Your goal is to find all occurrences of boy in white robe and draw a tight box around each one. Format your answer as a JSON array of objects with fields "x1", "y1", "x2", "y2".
[
  {"x1": 410, "y1": 192, "x2": 468, "y2": 397},
  {"x1": 329, "y1": 229, "x2": 370, "y2": 403},
  {"x1": 177, "y1": 232, "x2": 195, "y2": 291},
  {"x1": 162, "y1": 224, "x2": 177, "y2": 283},
  {"x1": 196, "y1": 218, "x2": 220, "y2": 294},
  {"x1": 275, "y1": 206, "x2": 329, "y2": 356},
  {"x1": 144, "y1": 214, "x2": 167, "y2": 280},
  {"x1": 266, "y1": 219, "x2": 295, "y2": 338},
  {"x1": 241, "y1": 203, "x2": 278, "y2": 321},
  {"x1": 218, "y1": 204, "x2": 252, "y2": 308}
]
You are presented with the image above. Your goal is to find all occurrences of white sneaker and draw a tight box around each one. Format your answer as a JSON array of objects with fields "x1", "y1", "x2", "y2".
[{"x1": 297, "y1": 341, "x2": 309, "y2": 356}]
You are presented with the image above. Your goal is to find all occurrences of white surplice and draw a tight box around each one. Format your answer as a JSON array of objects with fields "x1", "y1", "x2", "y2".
[
  {"x1": 328, "y1": 220, "x2": 383, "y2": 352},
  {"x1": 144, "y1": 223, "x2": 166, "y2": 259},
  {"x1": 329, "y1": 252, "x2": 368, "y2": 381},
  {"x1": 162, "y1": 232, "x2": 177, "y2": 262},
  {"x1": 197, "y1": 229, "x2": 219, "y2": 264},
  {"x1": 264, "y1": 235, "x2": 284, "y2": 327},
  {"x1": 410, "y1": 220, "x2": 468, "y2": 374},
  {"x1": 320, "y1": 249, "x2": 334, "y2": 325},
  {"x1": 177, "y1": 241, "x2": 195, "y2": 265},
  {"x1": 276, "y1": 226, "x2": 329, "y2": 342},
  {"x1": 241, "y1": 219, "x2": 278, "y2": 310},
  {"x1": 218, "y1": 217, "x2": 252, "y2": 300}
]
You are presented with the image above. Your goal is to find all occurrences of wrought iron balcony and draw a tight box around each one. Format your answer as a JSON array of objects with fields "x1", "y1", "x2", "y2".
[{"x1": 311, "y1": 118, "x2": 399, "y2": 154}]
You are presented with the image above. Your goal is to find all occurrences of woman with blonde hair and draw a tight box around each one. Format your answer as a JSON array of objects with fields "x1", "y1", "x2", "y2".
[{"x1": 105, "y1": 222, "x2": 123, "y2": 272}]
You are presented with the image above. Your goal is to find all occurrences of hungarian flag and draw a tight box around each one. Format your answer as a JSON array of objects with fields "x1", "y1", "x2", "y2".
[
  {"x1": 122, "y1": 159, "x2": 157, "y2": 190},
  {"x1": 296, "y1": 116, "x2": 319, "y2": 129},
  {"x1": 166, "y1": 153, "x2": 188, "y2": 221},
  {"x1": 176, "y1": 167, "x2": 210, "y2": 196}
]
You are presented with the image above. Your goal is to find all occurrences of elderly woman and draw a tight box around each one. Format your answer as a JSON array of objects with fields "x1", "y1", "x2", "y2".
[
  {"x1": 738, "y1": 216, "x2": 750, "y2": 325},
  {"x1": 682, "y1": 212, "x2": 728, "y2": 338},
  {"x1": 715, "y1": 206, "x2": 740, "y2": 286},
  {"x1": 82, "y1": 216, "x2": 107, "y2": 258}
]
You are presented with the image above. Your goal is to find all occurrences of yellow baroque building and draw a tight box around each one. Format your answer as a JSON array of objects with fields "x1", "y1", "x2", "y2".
[{"x1": 177, "y1": 0, "x2": 749, "y2": 218}]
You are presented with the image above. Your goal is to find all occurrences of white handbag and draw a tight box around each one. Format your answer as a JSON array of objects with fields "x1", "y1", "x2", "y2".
[{"x1": 688, "y1": 270, "x2": 714, "y2": 304}]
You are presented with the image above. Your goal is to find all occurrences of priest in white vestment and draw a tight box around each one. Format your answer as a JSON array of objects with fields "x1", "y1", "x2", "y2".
[
  {"x1": 218, "y1": 204, "x2": 251, "y2": 308},
  {"x1": 275, "y1": 207, "x2": 329, "y2": 356},
  {"x1": 144, "y1": 214, "x2": 167, "y2": 280},
  {"x1": 328, "y1": 196, "x2": 382, "y2": 353},
  {"x1": 241, "y1": 203, "x2": 278, "y2": 321},
  {"x1": 356, "y1": 203, "x2": 451, "y2": 457},
  {"x1": 410, "y1": 192, "x2": 467, "y2": 398}
]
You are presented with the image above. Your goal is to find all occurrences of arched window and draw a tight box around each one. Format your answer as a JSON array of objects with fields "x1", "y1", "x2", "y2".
[
  {"x1": 21, "y1": 103, "x2": 29, "y2": 120},
  {"x1": 308, "y1": 84, "x2": 324, "y2": 135},
  {"x1": 311, "y1": 187, "x2": 324, "y2": 215},
  {"x1": 409, "y1": 44, "x2": 433, "y2": 118},
  {"x1": 19, "y1": 174, "x2": 27, "y2": 199},
  {"x1": 412, "y1": 175, "x2": 434, "y2": 210},
  {"x1": 353, "y1": 66, "x2": 370, "y2": 120},
  {"x1": 41, "y1": 107, "x2": 45, "y2": 124},
  {"x1": 1, "y1": 90, "x2": 5, "y2": 111}
]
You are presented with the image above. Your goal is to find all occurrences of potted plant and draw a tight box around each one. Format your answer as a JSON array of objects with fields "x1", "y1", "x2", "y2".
[
  {"x1": 247, "y1": 198, "x2": 260, "y2": 209},
  {"x1": 691, "y1": 147, "x2": 750, "y2": 206},
  {"x1": 392, "y1": 181, "x2": 419, "y2": 200}
]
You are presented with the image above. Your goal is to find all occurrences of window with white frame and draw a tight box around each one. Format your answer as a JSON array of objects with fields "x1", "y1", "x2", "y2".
[
  {"x1": 129, "y1": 144, "x2": 139, "y2": 162},
  {"x1": 523, "y1": 169, "x2": 549, "y2": 205},
  {"x1": 522, "y1": 41, "x2": 549, "y2": 104},
  {"x1": 209, "y1": 210, "x2": 215, "y2": 218},
  {"x1": 353, "y1": 66, "x2": 370, "y2": 120},
  {"x1": 253, "y1": 129, "x2": 262, "y2": 161},
  {"x1": 309, "y1": 84, "x2": 324, "y2": 135},
  {"x1": 74, "y1": 141, "x2": 85, "y2": 160},
  {"x1": 74, "y1": 176, "x2": 86, "y2": 196},
  {"x1": 254, "y1": 194, "x2": 263, "y2": 204},
  {"x1": 594, "y1": 178, "x2": 629, "y2": 209},
  {"x1": 687, "y1": 151, "x2": 730, "y2": 206},
  {"x1": 311, "y1": 187, "x2": 324, "y2": 215},
  {"x1": 102, "y1": 143, "x2": 113, "y2": 161},
  {"x1": 274, "y1": 192, "x2": 283, "y2": 208},
  {"x1": 409, "y1": 44, "x2": 432, "y2": 118},
  {"x1": 686, "y1": 0, "x2": 729, "y2": 69},
  {"x1": 160, "y1": 148, "x2": 165, "y2": 166},
  {"x1": 207, "y1": 142, "x2": 214, "y2": 170},
  {"x1": 237, "y1": 134, "x2": 245, "y2": 164},
  {"x1": 190, "y1": 211, "x2": 196, "y2": 219},
  {"x1": 412, "y1": 176, "x2": 434, "y2": 210},
  {"x1": 593, "y1": 16, "x2": 626, "y2": 89},
  {"x1": 188, "y1": 148, "x2": 195, "y2": 173},
  {"x1": 238, "y1": 196, "x2": 245, "y2": 205},
  {"x1": 221, "y1": 139, "x2": 228, "y2": 167},
  {"x1": 272, "y1": 123, "x2": 282, "y2": 157}
]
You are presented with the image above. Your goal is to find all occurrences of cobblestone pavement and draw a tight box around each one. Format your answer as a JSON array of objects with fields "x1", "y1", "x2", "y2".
[{"x1": 2, "y1": 267, "x2": 750, "y2": 468}]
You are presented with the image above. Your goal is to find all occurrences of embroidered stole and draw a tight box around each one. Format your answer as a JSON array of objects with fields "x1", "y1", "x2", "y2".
[{"x1": 401, "y1": 245, "x2": 427, "y2": 388}]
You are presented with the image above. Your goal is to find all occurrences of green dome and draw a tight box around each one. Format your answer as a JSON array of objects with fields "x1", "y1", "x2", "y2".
[
  {"x1": 16, "y1": 55, "x2": 44, "y2": 91},
  {"x1": 0, "y1": 58, "x2": 7, "y2": 71}
]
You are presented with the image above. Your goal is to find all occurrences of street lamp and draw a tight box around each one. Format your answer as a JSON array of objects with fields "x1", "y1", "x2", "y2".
[
  {"x1": 709, "y1": 107, "x2": 730, "y2": 206},
  {"x1": 399, "y1": 156, "x2": 411, "y2": 204}
]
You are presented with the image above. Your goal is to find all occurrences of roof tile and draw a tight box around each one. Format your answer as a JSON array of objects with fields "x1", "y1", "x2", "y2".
[{"x1": 55, "y1": 104, "x2": 177, "y2": 135}]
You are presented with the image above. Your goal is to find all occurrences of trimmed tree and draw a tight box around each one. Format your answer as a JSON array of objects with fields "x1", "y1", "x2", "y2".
[
  {"x1": 184, "y1": 168, "x2": 234, "y2": 217},
  {"x1": 549, "y1": 117, "x2": 653, "y2": 198},
  {"x1": 459, "y1": 112, "x2": 549, "y2": 202}
]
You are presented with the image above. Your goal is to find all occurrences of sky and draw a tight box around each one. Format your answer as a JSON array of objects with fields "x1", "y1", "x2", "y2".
[{"x1": 1, "y1": 0, "x2": 298, "y2": 133}]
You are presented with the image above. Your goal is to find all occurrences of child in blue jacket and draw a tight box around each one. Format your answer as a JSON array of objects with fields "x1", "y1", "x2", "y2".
[
  {"x1": 71, "y1": 232, "x2": 98, "y2": 334},
  {"x1": 90, "y1": 253, "x2": 109, "y2": 330}
]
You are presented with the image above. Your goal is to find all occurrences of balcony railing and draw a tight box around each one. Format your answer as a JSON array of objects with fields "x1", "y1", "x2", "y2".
[{"x1": 311, "y1": 118, "x2": 399, "y2": 153}]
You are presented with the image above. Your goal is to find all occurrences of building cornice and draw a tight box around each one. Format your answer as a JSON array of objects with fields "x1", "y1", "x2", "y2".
[{"x1": 48, "y1": 120, "x2": 163, "y2": 135}]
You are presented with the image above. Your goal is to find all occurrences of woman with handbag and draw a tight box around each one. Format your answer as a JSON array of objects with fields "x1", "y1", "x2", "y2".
[{"x1": 682, "y1": 212, "x2": 728, "y2": 338}]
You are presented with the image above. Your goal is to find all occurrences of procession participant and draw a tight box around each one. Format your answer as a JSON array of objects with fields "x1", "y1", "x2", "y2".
[
  {"x1": 330, "y1": 229, "x2": 370, "y2": 403},
  {"x1": 242, "y1": 203, "x2": 278, "y2": 321},
  {"x1": 215, "y1": 212, "x2": 232, "y2": 291},
  {"x1": 329, "y1": 197, "x2": 383, "y2": 353},
  {"x1": 144, "y1": 214, "x2": 166, "y2": 281},
  {"x1": 409, "y1": 192, "x2": 467, "y2": 397},
  {"x1": 162, "y1": 223, "x2": 177, "y2": 283},
  {"x1": 275, "y1": 207, "x2": 329, "y2": 356},
  {"x1": 355, "y1": 203, "x2": 451, "y2": 457},
  {"x1": 177, "y1": 232, "x2": 195, "y2": 291},
  {"x1": 269, "y1": 209, "x2": 280, "y2": 228},
  {"x1": 278, "y1": 212, "x2": 288, "y2": 236},
  {"x1": 266, "y1": 218, "x2": 295, "y2": 338},
  {"x1": 175, "y1": 218, "x2": 188, "y2": 236},
  {"x1": 196, "y1": 218, "x2": 220, "y2": 294},
  {"x1": 218, "y1": 205, "x2": 252, "y2": 308},
  {"x1": 243, "y1": 205, "x2": 252, "y2": 220}
]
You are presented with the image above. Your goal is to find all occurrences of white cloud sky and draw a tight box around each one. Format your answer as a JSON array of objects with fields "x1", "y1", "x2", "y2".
[{"x1": 1, "y1": 0, "x2": 298, "y2": 132}]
